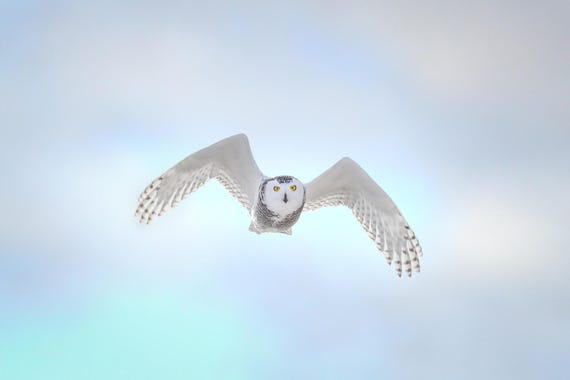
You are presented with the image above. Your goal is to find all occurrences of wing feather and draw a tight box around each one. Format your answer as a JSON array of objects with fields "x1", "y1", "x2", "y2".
[
  {"x1": 304, "y1": 157, "x2": 422, "y2": 277},
  {"x1": 135, "y1": 134, "x2": 264, "y2": 224}
]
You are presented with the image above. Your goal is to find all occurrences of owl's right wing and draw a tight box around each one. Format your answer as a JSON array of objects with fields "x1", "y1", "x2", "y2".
[
  {"x1": 303, "y1": 157, "x2": 422, "y2": 277},
  {"x1": 135, "y1": 134, "x2": 264, "y2": 224}
]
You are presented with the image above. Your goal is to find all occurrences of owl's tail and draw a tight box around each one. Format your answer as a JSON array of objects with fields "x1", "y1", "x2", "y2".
[{"x1": 248, "y1": 222, "x2": 262, "y2": 234}]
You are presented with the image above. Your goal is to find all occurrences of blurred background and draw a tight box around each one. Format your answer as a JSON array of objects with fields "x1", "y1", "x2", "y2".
[{"x1": 1, "y1": 1, "x2": 569, "y2": 379}]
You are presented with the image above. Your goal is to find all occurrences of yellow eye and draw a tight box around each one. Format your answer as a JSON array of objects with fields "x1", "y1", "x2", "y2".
[
  {"x1": 273, "y1": 185, "x2": 280, "y2": 192},
  {"x1": 290, "y1": 185, "x2": 297, "y2": 191}
]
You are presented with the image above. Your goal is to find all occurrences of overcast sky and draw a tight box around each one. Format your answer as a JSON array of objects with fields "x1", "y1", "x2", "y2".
[{"x1": 1, "y1": 1, "x2": 569, "y2": 379}]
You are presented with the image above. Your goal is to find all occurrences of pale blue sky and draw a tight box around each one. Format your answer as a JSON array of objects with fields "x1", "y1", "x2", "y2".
[{"x1": 1, "y1": 1, "x2": 569, "y2": 379}]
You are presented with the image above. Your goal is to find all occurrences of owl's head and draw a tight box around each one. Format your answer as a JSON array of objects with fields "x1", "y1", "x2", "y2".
[{"x1": 261, "y1": 176, "x2": 305, "y2": 216}]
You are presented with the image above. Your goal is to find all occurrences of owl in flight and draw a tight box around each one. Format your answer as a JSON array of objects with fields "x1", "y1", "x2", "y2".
[{"x1": 135, "y1": 134, "x2": 422, "y2": 277}]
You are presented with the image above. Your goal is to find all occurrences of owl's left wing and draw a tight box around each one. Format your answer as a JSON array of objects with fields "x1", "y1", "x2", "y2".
[{"x1": 303, "y1": 157, "x2": 422, "y2": 277}]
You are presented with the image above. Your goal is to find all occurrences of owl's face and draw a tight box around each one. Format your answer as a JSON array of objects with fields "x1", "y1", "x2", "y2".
[{"x1": 261, "y1": 176, "x2": 305, "y2": 216}]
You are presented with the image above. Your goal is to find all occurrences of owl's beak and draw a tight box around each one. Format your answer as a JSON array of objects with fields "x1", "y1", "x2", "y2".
[{"x1": 282, "y1": 193, "x2": 288, "y2": 203}]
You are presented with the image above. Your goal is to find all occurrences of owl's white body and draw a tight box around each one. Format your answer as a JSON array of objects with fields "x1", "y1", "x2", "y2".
[
  {"x1": 249, "y1": 176, "x2": 305, "y2": 235},
  {"x1": 136, "y1": 134, "x2": 423, "y2": 277}
]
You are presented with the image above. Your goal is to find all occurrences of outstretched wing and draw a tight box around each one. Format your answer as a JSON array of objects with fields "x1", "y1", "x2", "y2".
[
  {"x1": 135, "y1": 134, "x2": 264, "y2": 224},
  {"x1": 304, "y1": 157, "x2": 422, "y2": 277}
]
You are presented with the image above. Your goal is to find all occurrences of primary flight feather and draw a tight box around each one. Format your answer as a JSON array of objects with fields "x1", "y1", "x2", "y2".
[{"x1": 135, "y1": 134, "x2": 422, "y2": 277}]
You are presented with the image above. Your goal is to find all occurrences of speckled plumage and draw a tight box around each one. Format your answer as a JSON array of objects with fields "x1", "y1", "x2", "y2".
[
  {"x1": 135, "y1": 134, "x2": 423, "y2": 278},
  {"x1": 248, "y1": 176, "x2": 306, "y2": 234}
]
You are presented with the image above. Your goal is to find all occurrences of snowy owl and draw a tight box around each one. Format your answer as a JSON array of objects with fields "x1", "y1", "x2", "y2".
[{"x1": 135, "y1": 134, "x2": 422, "y2": 277}]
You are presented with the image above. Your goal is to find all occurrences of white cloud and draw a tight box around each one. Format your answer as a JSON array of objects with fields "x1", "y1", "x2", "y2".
[{"x1": 440, "y1": 179, "x2": 557, "y2": 283}]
